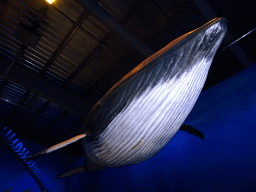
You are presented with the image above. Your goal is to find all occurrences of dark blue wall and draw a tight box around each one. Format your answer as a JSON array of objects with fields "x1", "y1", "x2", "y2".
[
  {"x1": 1, "y1": 63, "x2": 256, "y2": 192},
  {"x1": 0, "y1": 135, "x2": 77, "y2": 192}
]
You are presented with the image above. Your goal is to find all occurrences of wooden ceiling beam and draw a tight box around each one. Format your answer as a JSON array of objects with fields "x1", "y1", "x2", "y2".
[
  {"x1": 27, "y1": 94, "x2": 40, "y2": 109},
  {"x1": 75, "y1": 0, "x2": 154, "y2": 57},
  {"x1": 40, "y1": 9, "x2": 91, "y2": 75},
  {"x1": 67, "y1": 0, "x2": 150, "y2": 95},
  {"x1": 63, "y1": 31, "x2": 113, "y2": 87}
]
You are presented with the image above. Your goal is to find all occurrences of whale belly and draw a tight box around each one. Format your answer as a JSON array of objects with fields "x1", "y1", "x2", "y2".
[{"x1": 84, "y1": 58, "x2": 210, "y2": 167}]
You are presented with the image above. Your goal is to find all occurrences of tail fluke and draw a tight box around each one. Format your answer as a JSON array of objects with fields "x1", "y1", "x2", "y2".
[
  {"x1": 57, "y1": 166, "x2": 86, "y2": 179},
  {"x1": 27, "y1": 133, "x2": 87, "y2": 161}
]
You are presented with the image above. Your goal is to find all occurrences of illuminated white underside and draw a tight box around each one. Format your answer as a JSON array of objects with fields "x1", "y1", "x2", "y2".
[{"x1": 87, "y1": 57, "x2": 211, "y2": 167}]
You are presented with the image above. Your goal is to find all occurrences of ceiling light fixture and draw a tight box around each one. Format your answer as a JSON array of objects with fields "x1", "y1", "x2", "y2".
[{"x1": 46, "y1": 0, "x2": 55, "y2": 4}]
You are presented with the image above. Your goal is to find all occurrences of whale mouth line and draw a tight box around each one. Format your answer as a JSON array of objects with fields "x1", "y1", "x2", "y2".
[{"x1": 196, "y1": 18, "x2": 224, "y2": 34}]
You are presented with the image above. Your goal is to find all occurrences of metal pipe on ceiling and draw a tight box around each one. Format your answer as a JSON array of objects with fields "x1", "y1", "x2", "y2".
[{"x1": 75, "y1": 0, "x2": 154, "y2": 58}]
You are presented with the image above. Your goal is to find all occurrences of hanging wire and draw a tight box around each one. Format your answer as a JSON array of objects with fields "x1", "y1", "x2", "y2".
[{"x1": 220, "y1": 27, "x2": 256, "y2": 52}]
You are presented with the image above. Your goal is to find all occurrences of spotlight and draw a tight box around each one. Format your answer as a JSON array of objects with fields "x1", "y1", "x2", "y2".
[{"x1": 46, "y1": 0, "x2": 55, "y2": 4}]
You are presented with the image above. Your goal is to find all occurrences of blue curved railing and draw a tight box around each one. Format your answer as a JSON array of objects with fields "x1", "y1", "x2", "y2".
[{"x1": 0, "y1": 124, "x2": 47, "y2": 192}]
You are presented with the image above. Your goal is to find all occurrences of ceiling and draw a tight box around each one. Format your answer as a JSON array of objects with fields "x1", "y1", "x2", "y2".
[{"x1": 0, "y1": 0, "x2": 255, "y2": 157}]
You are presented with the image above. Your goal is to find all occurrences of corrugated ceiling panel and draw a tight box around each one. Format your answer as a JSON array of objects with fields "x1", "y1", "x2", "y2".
[
  {"x1": 0, "y1": 0, "x2": 72, "y2": 73},
  {"x1": 71, "y1": 77, "x2": 91, "y2": 90},
  {"x1": 73, "y1": 33, "x2": 132, "y2": 91},
  {"x1": 56, "y1": 27, "x2": 100, "y2": 75},
  {"x1": 0, "y1": 79, "x2": 55, "y2": 120},
  {"x1": 48, "y1": 64, "x2": 70, "y2": 79},
  {"x1": 59, "y1": 42, "x2": 85, "y2": 64},
  {"x1": 76, "y1": 47, "x2": 119, "y2": 88},
  {"x1": 73, "y1": 27, "x2": 99, "y2": 52},
  {"x1": 32, "y1": 34, "x2": 58, "y2": 62},
  {"x1": 23, "y1": 92, "x2": 36, "y2": 107},
  {"x1": 31, "y1": 6, "x2": 74, "y2": 62},
  {"x1": 96, "y1": 47, "x2": 120, "y2": 71},
  {"x1": 20, "y1": 59, "x2": 42, "y2": 73},
  {"x1": 29, "y1": 96, "x2": 47, "y2": 113},
  {"x1": 0, "y1": 2, "x2": 24, "y2": 53},
  {"x1": 18, "y1": 0, "x2": 44, "y2": 12},
  {"x1": 44, "y1": 6, "x2": 74, "y2": 37},
  {"x1": 54, "y1": 55, "x2": 78, "y2": 74},
  {"x1": 1, "y1": 81, "x2": 26, "y2": 104},
  {"x1": 76, "y1": 68, "x2": 95, "y2": 84},
  {"x1": 92, "y1": 51, "x2": 144, "y2": 96},
  {"x1": 81, "y1": 14, "x2": 111, "y2": 40},
  {"x1": 106, "y1": 34, "x2": 130, "y2": 58},
  {"x1": 75, "y1": 61, "x2": 100, "y2": 87},
  {"x1": 24, "y1": 49, "x2": 47, "y2": 69},
  {"x1": 16, "y1": 3, "x2": 76, "y2": 72},
  {"x1": 0, "y1": 33, "x2": 20, "y2": 55},
  {"x1": 99, "y1": 0, "x2": 135, "y2": 21},
  {"x1": 1, "y1": 0, "x2": 116, "y2": 94},
  {"x1": 125, "y1": 15, "x2": 149, "y2": 41},
  {"x1": 54, "y1": 0, "x2": 84, "y2": 22},
  {"x1": 0, "y1": 0, "x2": 43, "y2": 54},
  {"x1": 44, "y1": 70, "x2": 66, "y2": 85},
  {"x1": 45, "y1": 6, "x2": 74, "y2": 36}
]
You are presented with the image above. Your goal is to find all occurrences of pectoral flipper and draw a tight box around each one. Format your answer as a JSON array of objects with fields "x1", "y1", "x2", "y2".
[{"x1": 179, "y1": 124, "x2": 204, "y2": 139}]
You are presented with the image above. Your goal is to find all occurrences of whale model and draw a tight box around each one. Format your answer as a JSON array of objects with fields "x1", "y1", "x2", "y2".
[{"x1": 27, "y1": 17, "x2": 227, "y2": 178}]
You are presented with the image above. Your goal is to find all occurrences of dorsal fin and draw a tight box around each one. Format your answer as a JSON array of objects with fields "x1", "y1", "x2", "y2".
[
  {"x1": 57, "y1": 158, "x2": 104, "y2": 179},
  {"x1": 27, "y1": 133, "x2": 87, "y2": 161}
]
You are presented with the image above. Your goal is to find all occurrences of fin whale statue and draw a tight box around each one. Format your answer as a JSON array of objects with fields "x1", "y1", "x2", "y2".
[{"x1": 27, "y1": 18, "x2": 227, "y2": 178}]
